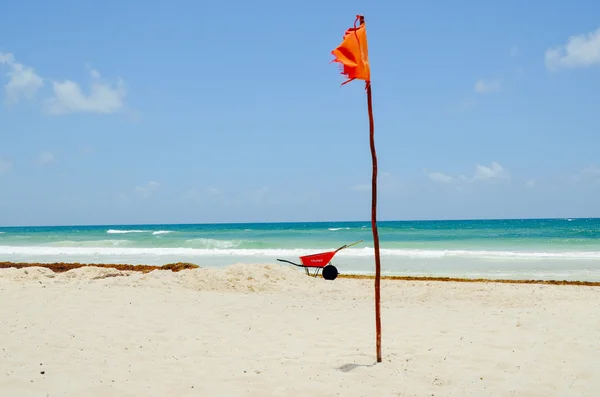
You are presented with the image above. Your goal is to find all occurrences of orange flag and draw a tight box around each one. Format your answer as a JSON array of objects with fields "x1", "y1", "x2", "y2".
[{"x1": 331, "y1": 15, "x2": 371, "y2": 86}]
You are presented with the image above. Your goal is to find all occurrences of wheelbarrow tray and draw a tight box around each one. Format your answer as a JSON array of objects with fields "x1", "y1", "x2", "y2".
[{"x1": 276, "y1": 240, "x2": 363, "y2": 280}]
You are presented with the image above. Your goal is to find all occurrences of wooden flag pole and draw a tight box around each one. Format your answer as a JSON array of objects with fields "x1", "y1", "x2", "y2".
[
  {"x1": 331, "y1": 14, "x2": 381, "y2": 363},
  {"x1": 357, "y1": 14, "x2": 382, "y2": 364},
  {"x1": 356, "y1": 14, "x2": 382, "y2": 364},
  {"x1": 366, "y1": 81, "x2": 382, "y2": 364}
]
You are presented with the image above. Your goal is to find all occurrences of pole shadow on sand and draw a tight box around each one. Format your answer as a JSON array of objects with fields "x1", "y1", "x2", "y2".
[{"x1": 337, "y1": 362, "x2": 378, "y2": 372}]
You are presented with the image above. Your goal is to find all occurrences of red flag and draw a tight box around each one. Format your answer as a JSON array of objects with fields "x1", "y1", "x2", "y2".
[{"x1": 331, "y1": 15, "x2": 371, "y2": 85}]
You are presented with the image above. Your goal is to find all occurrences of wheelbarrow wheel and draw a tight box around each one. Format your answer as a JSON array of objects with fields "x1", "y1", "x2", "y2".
[{"x1": 322, "y1": 265, "x2": 338, "y2": 281}]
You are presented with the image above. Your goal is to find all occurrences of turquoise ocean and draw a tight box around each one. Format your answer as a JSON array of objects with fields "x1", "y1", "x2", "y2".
[{"x1": 1, "y1": 218, "x2": 600, "y2": 281}]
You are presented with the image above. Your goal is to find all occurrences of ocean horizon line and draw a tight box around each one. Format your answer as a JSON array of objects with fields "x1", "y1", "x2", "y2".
[{"x1": 1, "y1": 216, "x2": 598, "y2": 229}]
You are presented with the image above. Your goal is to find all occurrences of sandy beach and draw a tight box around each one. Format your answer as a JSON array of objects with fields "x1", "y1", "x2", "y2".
[{"x1": 1, "y1": 264, "x2": 599, "y2": 397}]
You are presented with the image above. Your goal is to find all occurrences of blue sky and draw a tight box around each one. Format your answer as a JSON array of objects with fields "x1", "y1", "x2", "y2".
[{"x1": 1, "y1": 0, "x2": 600, "y2": 226}]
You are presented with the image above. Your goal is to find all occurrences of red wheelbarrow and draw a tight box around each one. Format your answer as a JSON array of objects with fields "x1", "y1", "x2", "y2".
[{"x1": 276, "y1": 240, "x2": 363, "y2": 280}]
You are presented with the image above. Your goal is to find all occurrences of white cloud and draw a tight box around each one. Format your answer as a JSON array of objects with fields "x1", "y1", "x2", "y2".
[
  {"x1": 474, "y1": 79, "x2": 501, "y2": 94},
  {"x1": 135, "y1": 181, "x2": 160, "y2": 199},
  {"x1": 425, "y1": 172, "x2": 454, "y2": 184},
  {"x1": 0, "y1": 52, "x2": 44, "y2": 105},
  {"x1": 473, "y1": 162, "x2": 509, "y2": 181},
  {"x1": 38, "y1": 151, "x2": 55, "y2": 166},
  {"x1": 44, "y1": 68, "x2": 126, "y2": 115},
  {"x1": 525, "y1": 179, "x2": 536, "y2": 187},
  {"x1": 1, "y1": 52, "x2": 129, "y2": 115},
  {"x1": 545, "y1": 27, "x2": 600, "y2": 71},
  {"x1": 0, "y1": 157, "x2": 12, "y2": 174},
  {"x1": 425, "y1": 162, "x2": 509, "y2": 184}
]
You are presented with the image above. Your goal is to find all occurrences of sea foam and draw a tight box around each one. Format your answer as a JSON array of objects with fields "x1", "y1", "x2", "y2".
[
  {"x1": 106, "y1": 229, "x2": 149, "y2": 234},
  {"x1": 185, "y1": 238, "x2": 242, "y2": 249},
  {"x1": 1, "y1": 246, "x2": 600, "y2": 260}
]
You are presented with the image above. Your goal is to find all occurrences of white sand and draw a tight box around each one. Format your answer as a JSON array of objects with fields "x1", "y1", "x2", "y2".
[{"x1": 1, "y1": 264, "x2": 599, "y2": 396}]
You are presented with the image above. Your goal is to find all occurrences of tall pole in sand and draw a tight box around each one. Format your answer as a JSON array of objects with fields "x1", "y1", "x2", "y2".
[
  {"x1": 331, "y1": 15, "x2": 382, "y2": 363},
  {"x1": 367, "y1": 82, "x2": 382, "y2": 363}
]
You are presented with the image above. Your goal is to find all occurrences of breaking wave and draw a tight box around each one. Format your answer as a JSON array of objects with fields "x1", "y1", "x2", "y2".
[
  {"x1": 106, "y1": 229, "x2": 148, "y2": 234},
  {"x1": 185, "y1": 238, "x2": 242, "y2": 249}
]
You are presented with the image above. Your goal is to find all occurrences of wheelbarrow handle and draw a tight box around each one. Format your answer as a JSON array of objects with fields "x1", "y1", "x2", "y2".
[
  {"x1": 276, "y1": 258, "x2": 304, "y2": 267},
  {"x1": 335, "y1": 239, "x2": 364, "y2": 252}
]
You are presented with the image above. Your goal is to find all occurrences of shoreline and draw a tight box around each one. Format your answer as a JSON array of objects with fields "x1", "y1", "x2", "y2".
[{"x1": 2, "y1": 260, "x2": 600, "y2": 286}]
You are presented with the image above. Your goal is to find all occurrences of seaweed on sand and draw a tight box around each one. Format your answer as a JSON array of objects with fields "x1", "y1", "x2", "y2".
[{"x1": 0, "y1": 261, "x2": 199, "y2": 273}]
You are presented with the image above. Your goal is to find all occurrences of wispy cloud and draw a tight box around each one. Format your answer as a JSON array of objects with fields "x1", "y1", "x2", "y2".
[
  {"x1": 135, "y1": 181, "x2": 160, "y2": 199},
  {"x1": 474, "y1": 79, "x2": 501, "y2": 94},
  {"x1": 248, "y1": 186, "x2": 270, "y2": 204},
  {"x1": 582, "y1": 165, "x2": 600, "y2": 176},
  {"x1": 425, "y1": 162, "x2": 510, "y2": 184},
  {"x1": 0, "y1": 157, "x2": 12, "y2": 174},
  {"x1": 545, "y1": 27, "x2": 600, "y2": 71},
  {"x1": 44, "y1": 67, "x2": 127, "y2": 115},
  {"x1": 446, "y1": 97, "x2": 478, "y2": 113},
  {"x1": 0, "y1": 52, "x2": 44, "y2": 105},
  {"x1": 562, "y1": 165, "x2": 600, "y2": 183},
  {"x1": 425, "y1": 171, "x2": 456, "y2": 184},
  {"x1": 181, "y1": 186, "x2": 221, "y2": 203},
  {"x1": 37, "y1": 151, "x2": 55, "y2": 166},
  {"x1": 509, "y1": 45, "x2": 519, "y2": 58},
  {"x1": 207, "y1": 186, "x2": 220, "y2": 195}
]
